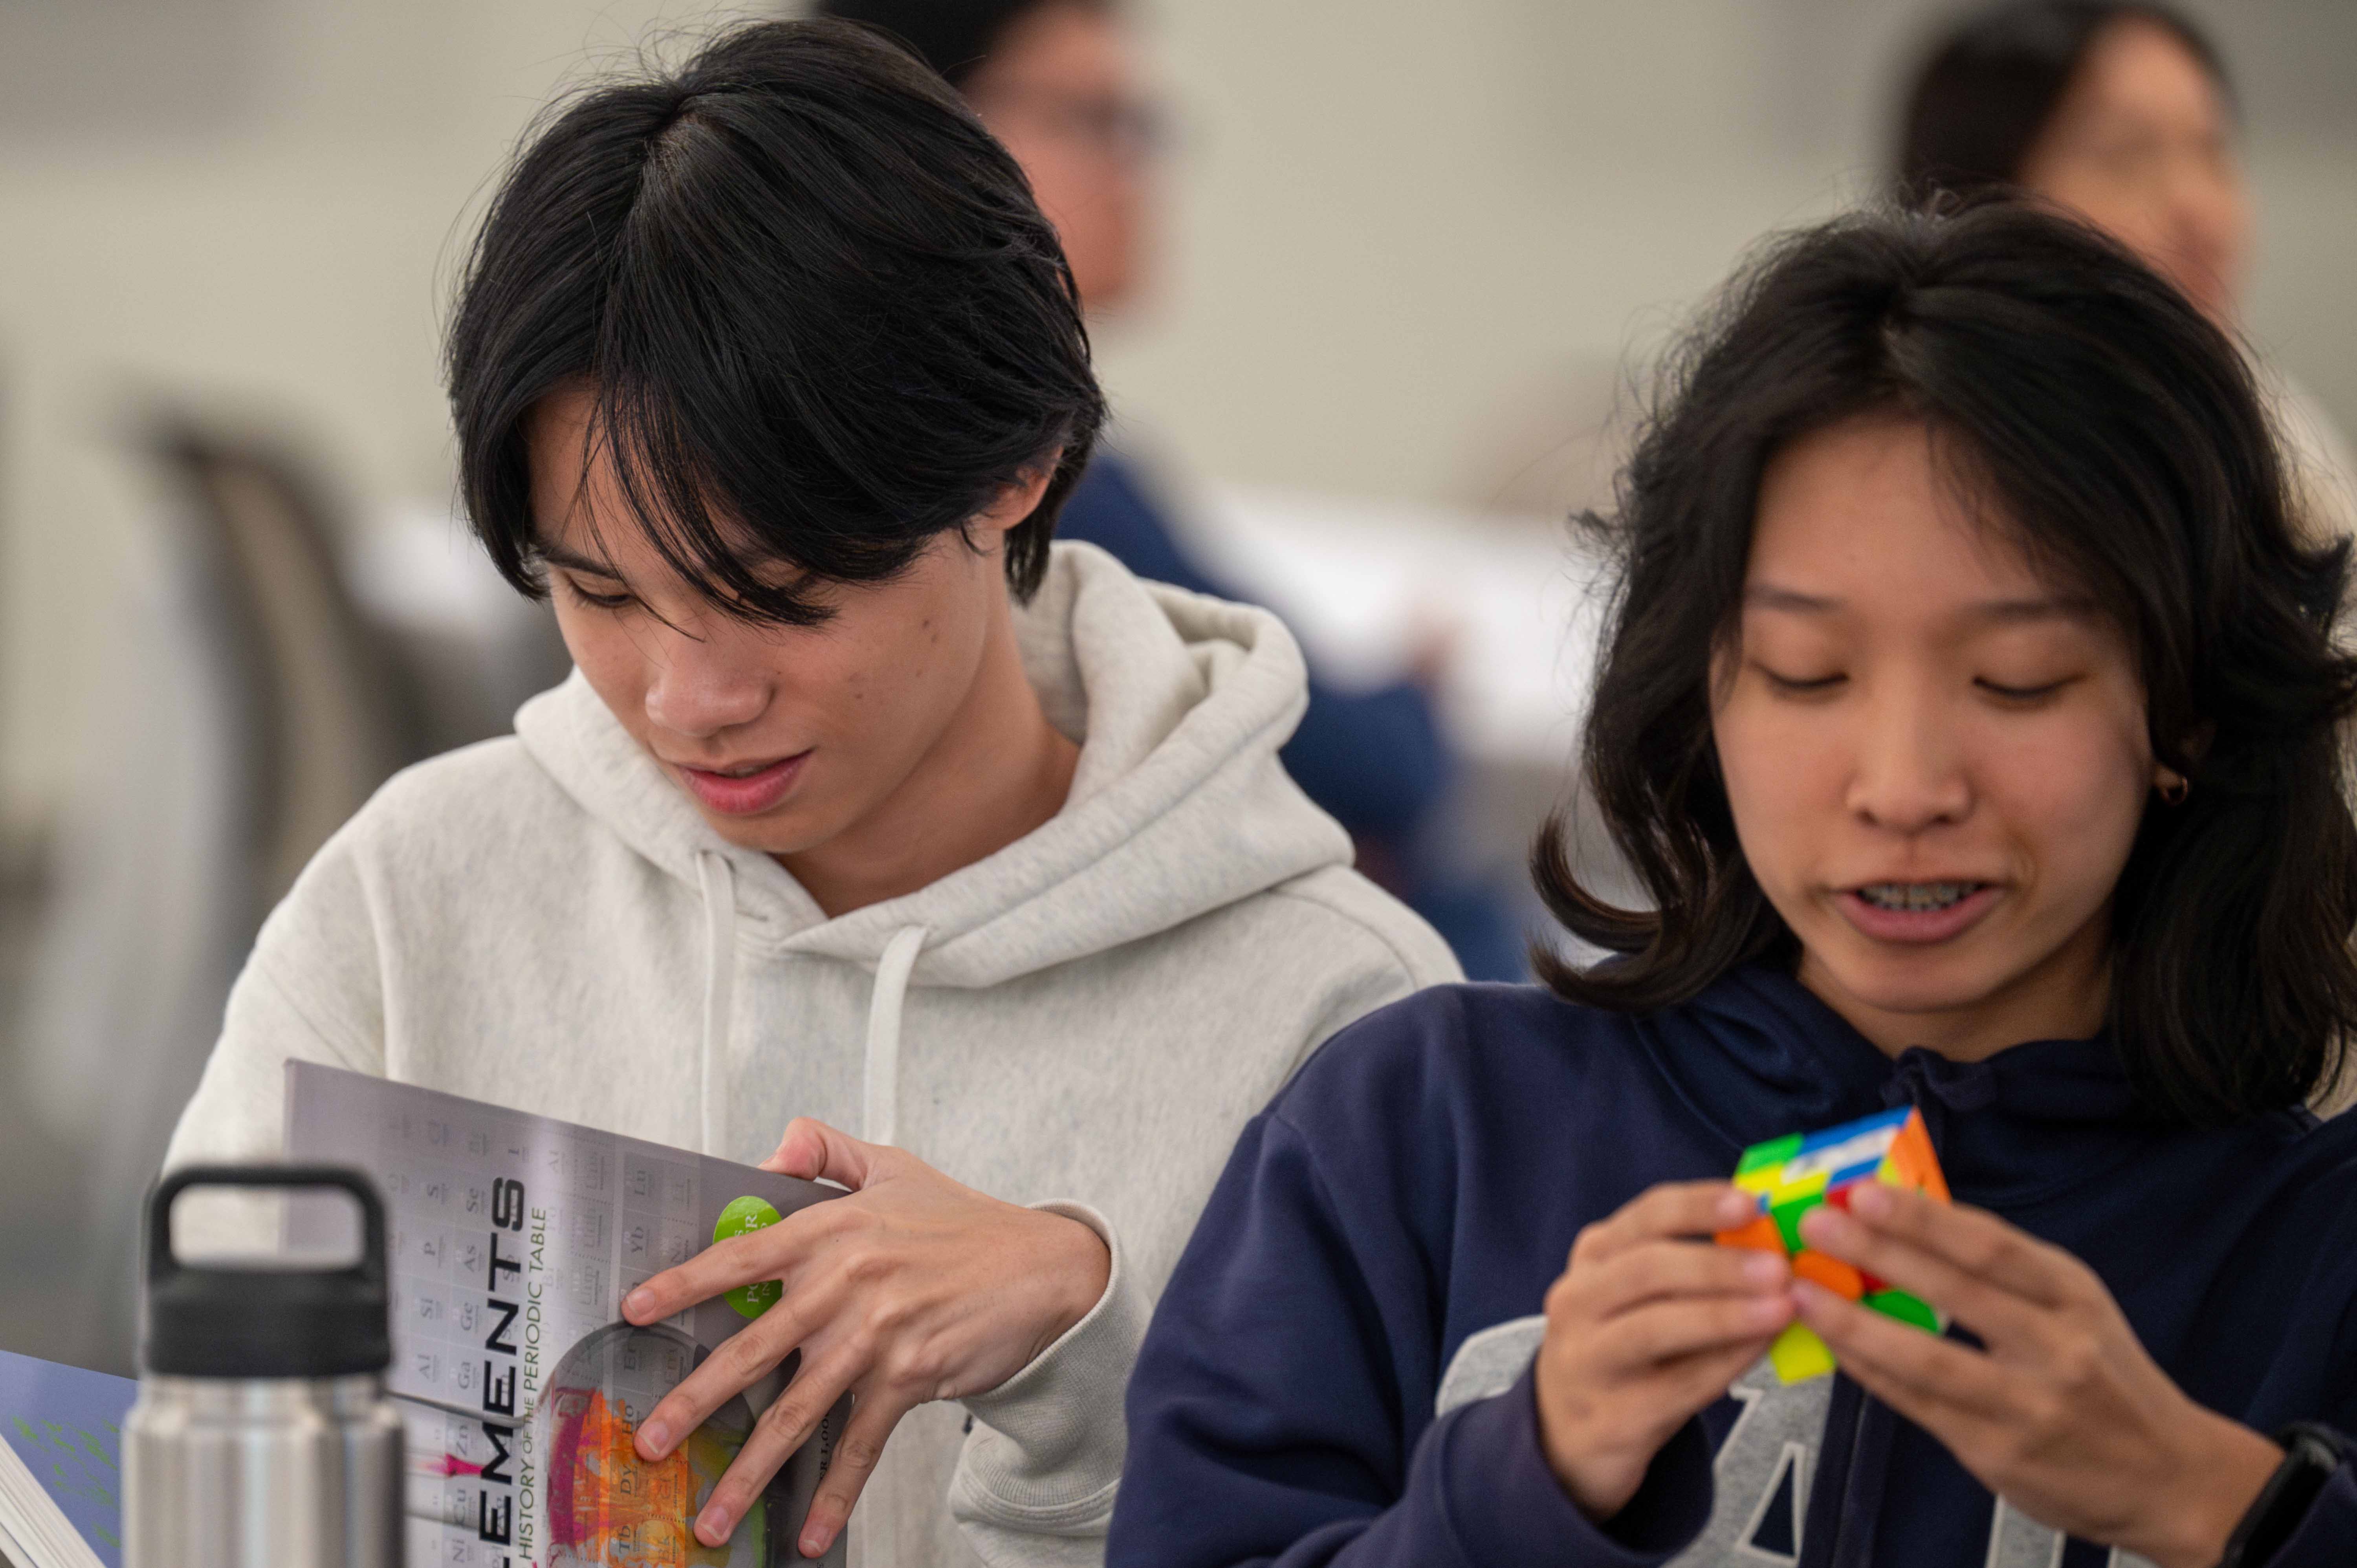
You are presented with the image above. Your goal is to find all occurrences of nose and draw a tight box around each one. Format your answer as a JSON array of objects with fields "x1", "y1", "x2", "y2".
[
  {"x1": 1843, "y1": 675, "x2": 1970, "y2": 836},
  {"x1": 642, "y1": 613, "x2": 771, "y2": 740}
]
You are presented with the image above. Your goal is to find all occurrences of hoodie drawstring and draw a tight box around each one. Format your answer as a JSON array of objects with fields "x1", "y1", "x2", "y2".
[
  {"x1": 850, "y1": 922, "x2": 926, "y2": 1568},
  {"x1": 695, "y1": 852, "x2": 738, "y2": 1158},
  {"x1": 691, "y1": 850, "x2": 924, "y2": 1160},
  {"x1": 1879, "y1": 1047, "x2": 1998, "y2": 1153},
  {"x1": 863, "y1": 925, "x2": 928, "y2": 1147}
]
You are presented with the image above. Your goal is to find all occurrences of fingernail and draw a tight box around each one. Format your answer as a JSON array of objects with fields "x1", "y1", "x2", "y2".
[
  {"x1": 1798, "y1": 1205, "x2": 1846, "y2": 1244},
  {"x1": 623, "y1": 1287, "x2": 655, "y2": 1320},
  {"x1": 1792, "y1": 1278, "x2": 1831, "y2": 1308},
  {"x1": 1850, "y1": 1183, "x2": 1894, "y2": 1220},
  {"x1": 1717, "y1": 1191, "x2": 1758, "y2": 1226},
  {"x1": 801, "y1": 1524, "x2": 835, "y2": 1558},
  {"x1": 1743, "y1": 1250, "x2": 1787, "y2": 1285},
  {"x1": 1750, "y1": 1293, "x2": 1792, "y2": 1326},
  {"x1": 697, "y1": 1503, "x2": 731, "y2": 1544},
  {"x1": 638, "y1": 1418, "x2": 669, "y2": 1454}
]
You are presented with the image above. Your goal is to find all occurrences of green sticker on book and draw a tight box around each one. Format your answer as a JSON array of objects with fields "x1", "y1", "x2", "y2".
[{"x1": 714, "y1": 1196, "x2": 784, "y2": 1319}]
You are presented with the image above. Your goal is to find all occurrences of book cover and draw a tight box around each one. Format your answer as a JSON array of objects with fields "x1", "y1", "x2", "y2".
[
  {"x1": 0, "y1": 1348, "x2": 134, "y2": 1568},
  {"x1": 285, "y1": 1062, "x2": 848, "y2": 1566}
]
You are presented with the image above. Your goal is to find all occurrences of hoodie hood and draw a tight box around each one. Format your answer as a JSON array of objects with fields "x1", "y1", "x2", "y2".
[
  {"x1": 516, "y1": 541, "x2": 1353, "y2": 986},
  {"x1": 1637, "y1": 965, "x2": 2200, "y2": 1211},
  {"x1": 516, "y1": 541, "x2": 1359, "y2": 1156}
]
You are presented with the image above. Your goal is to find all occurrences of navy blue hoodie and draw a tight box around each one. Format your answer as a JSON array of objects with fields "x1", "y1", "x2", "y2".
[{"x1": 1109, "y1": 969, "x2": 2357, "y2": 1568}]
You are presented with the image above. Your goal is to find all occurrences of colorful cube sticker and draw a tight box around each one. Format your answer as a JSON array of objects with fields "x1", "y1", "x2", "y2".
[{"x1": 1714, "y1": 1105, "x2": 1951, "y2": 1383}]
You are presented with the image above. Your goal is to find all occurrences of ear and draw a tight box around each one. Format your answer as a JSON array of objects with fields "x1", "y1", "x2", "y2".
[{"x1": 968, "y1": 454, "x2": 1063, "y2": 541}]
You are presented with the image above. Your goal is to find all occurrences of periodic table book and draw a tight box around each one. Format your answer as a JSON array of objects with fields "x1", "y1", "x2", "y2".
[
  {"x1": 0, "y1": 1348, "x2": 131, "y2": 1568},
  {"x1": 285, "y1": 1061, "x2": 850, "y2": 1567}
]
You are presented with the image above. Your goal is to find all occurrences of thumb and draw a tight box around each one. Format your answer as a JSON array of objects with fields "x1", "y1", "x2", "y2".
[{"x1": 757, "y1": 1117, "x2": 890, "y2": 1189}]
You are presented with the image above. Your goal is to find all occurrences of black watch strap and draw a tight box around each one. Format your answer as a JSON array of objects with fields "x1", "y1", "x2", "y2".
[{"x1": 2216, "y1": 1423, "x2": 2352, "y2": 1568}]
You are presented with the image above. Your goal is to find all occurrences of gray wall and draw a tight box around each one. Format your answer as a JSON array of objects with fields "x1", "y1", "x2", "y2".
[
  {"x1": 0, "y1": 0, "x2": 2350, "y2": 824},
  {"x1": 1098, "y1": 0, "x2": 2357, "y2": 512}
]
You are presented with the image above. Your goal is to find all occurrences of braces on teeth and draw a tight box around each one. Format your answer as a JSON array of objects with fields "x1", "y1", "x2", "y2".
[{"x1": 1857, "y1": 882, "x2": 1980, "y2": 912}]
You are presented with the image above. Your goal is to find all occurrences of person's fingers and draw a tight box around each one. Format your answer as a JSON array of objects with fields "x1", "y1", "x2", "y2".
[
  {"x1": 621, "y1": 1202, "x2": 846, "y2": 1327},
  {"x1": 634, "y1": 1271, "x2": 847, "y2": 1459},
  {"x1": 1841, "y1": 1185, "x2": 2082, "y2": 1308},
  {"x1": 1576, "y1": 1237, "x2": 1789, "y2": 1320},
  {"x1": 1828, "y1": 1342, "x2": 2018, "y2": 1475},
  {"x1": 1589, "y1": 1291, "x2": 1795, "y2": 1374},
  {"x1": 793, "y1": 1385, "x2": 914, "y2": 1559},
  {"x1": 1792, "y1": 1279, "x2": 2020, "y2": 1423},
  {"x1": 1660, "y1": 1332, "x2": 1784, "y2": 1409},
  {"x1": 1571, "y1": 1182, "x2": 1760, "y2": 1269},
  {"x1": 757, "y1": 1117, "x2": 887, "y2": 1189},
  {"x1": 1805, "y1": 1305, "x2": 2027, "y2": 1485},
  {"x1": 687, "y1": 1351, "x2": 870, "y2": 1549},
  {"x1": 1795, "y1": 1202, "x2": 2054, "y2": 1350}
]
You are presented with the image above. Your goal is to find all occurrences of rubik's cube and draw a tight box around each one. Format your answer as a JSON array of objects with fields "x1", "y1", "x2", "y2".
[{"x1": 1715, "y1": 1105, "x2": 1952, "y2": 1383}]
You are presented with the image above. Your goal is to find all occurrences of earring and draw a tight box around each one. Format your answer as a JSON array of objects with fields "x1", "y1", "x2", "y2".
[{"x1": 2157, "y1": 773, "x2": 2189, "y2": 806}]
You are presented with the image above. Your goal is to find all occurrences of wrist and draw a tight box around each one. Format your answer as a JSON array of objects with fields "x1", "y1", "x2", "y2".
[
  {"x1": 1555, "y1": 1454, "x2": 1644, "y2": 1524},
  {"x1": 2135, "y1": 1415, "x2": 2283, "y2": 1568},
  {"x1": 1028, "y1": 1207, "x2": 1111, "y2": 1354},
  {"x1": 1534, "y1": 1406, "x2": 1648, "y2": 1522}
]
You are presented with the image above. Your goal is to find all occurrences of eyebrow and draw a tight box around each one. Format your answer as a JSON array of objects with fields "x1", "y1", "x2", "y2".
[
  {"x1": 536, "y1": 540, "x2": 626, "y2": 578},
  {"x1": 534, "y1": 536, "x2": 826, "y2": 623},
  {"x1": 1742, "y1": 584, "x2": 2095, "y2": 625}
]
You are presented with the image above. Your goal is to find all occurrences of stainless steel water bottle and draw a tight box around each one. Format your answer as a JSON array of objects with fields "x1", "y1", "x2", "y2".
[{"x1": 125, "y1": 1165, "x2": 405, "y2": 1568}]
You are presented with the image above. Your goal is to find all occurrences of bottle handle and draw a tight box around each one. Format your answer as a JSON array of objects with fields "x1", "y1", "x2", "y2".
[{"x1": 146, "y1": 1165, "x2": 388, "y2": 1288}]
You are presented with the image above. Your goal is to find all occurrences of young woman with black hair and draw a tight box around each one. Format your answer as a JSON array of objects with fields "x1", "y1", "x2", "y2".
[
  {"x1": 163, "y1": 19, "x2": 1457, "y2": 1566},
  {"x1": 1896, "y1": 0, "x2": 2356, "y2": 539},
  {"x1": 1108, "y1": 201, "x2": 2357, "y2": 1567}
]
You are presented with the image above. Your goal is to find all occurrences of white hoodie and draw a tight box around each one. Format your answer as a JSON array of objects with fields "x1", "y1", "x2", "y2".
[{"x1": 163, "y1": 541, "x2": 1462, "y2": 1567}]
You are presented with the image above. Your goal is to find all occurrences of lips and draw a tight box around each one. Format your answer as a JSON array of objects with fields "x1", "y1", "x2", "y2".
[
  {"x1": 1834, "y1": 881, "x2": 2001, "y2": 945},
  {"x1": 672, "y1": 751, "x2": 810, "y2": 817}
]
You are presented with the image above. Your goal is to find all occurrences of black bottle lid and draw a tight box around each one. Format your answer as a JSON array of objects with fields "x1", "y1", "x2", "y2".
[{"x1": 142, "y1": 1165, "x2": 391, "y2": 1379}]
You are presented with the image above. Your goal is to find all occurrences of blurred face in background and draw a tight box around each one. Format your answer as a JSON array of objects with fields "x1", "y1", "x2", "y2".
[
  {"x1": 966, "y1": 0, "x2": 1158, "y2": 315},
  {"x1": 2017, "y1": 16, "x2": 2251, "y2": 325}
]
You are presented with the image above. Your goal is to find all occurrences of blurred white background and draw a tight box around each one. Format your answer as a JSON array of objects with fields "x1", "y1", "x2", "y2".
[{"x1": 1, "y1": 0, "x2": 2351, "y2": 835}]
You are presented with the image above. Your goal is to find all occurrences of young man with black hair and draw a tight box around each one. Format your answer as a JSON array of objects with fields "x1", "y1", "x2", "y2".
[{"x1": 164, "y1": 20, "x2": 1457, "y2": 1567}]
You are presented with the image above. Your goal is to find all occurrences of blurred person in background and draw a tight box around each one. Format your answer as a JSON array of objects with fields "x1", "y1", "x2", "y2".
[
  {"x1": 1897, "y1": 0, "x2": 2357, "y2": 542},
  {"x1": 813, "y1": 0, "x2": 1525, "y2": 981}
]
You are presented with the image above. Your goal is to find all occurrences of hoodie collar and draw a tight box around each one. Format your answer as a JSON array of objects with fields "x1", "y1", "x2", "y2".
[
  {"x1": 513, "y1": 541, "x2": 1353, "y2": 988},
  {"x1": 1646, "y1": 965, "x2": 2150, "y2": 1206}
]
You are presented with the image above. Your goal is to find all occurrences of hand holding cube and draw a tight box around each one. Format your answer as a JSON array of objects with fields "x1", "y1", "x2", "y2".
[{"x1": 1714, "y1": 1105, "x2": 1951, "y2": 1382}]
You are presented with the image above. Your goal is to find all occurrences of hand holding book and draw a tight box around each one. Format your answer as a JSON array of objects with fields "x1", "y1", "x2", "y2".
[
  {"x1": 619, "y1": 1117, "x2": 1112, "y2": 1559},
  {"x1": 282, "y1": 1062, "x2": 856, "y2": 1566}
]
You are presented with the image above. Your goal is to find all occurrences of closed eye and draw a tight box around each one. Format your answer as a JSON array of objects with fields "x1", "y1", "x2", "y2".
[
  {"x1": 1976, "y1": 676, "x2": 2075, "y2": 703},
  {"x1": 558, "y1": 574, "x2": 636, "y2": 612},
  {"x1": 1756, "y1": 664, "x2": 1846, "y2": 694}
]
